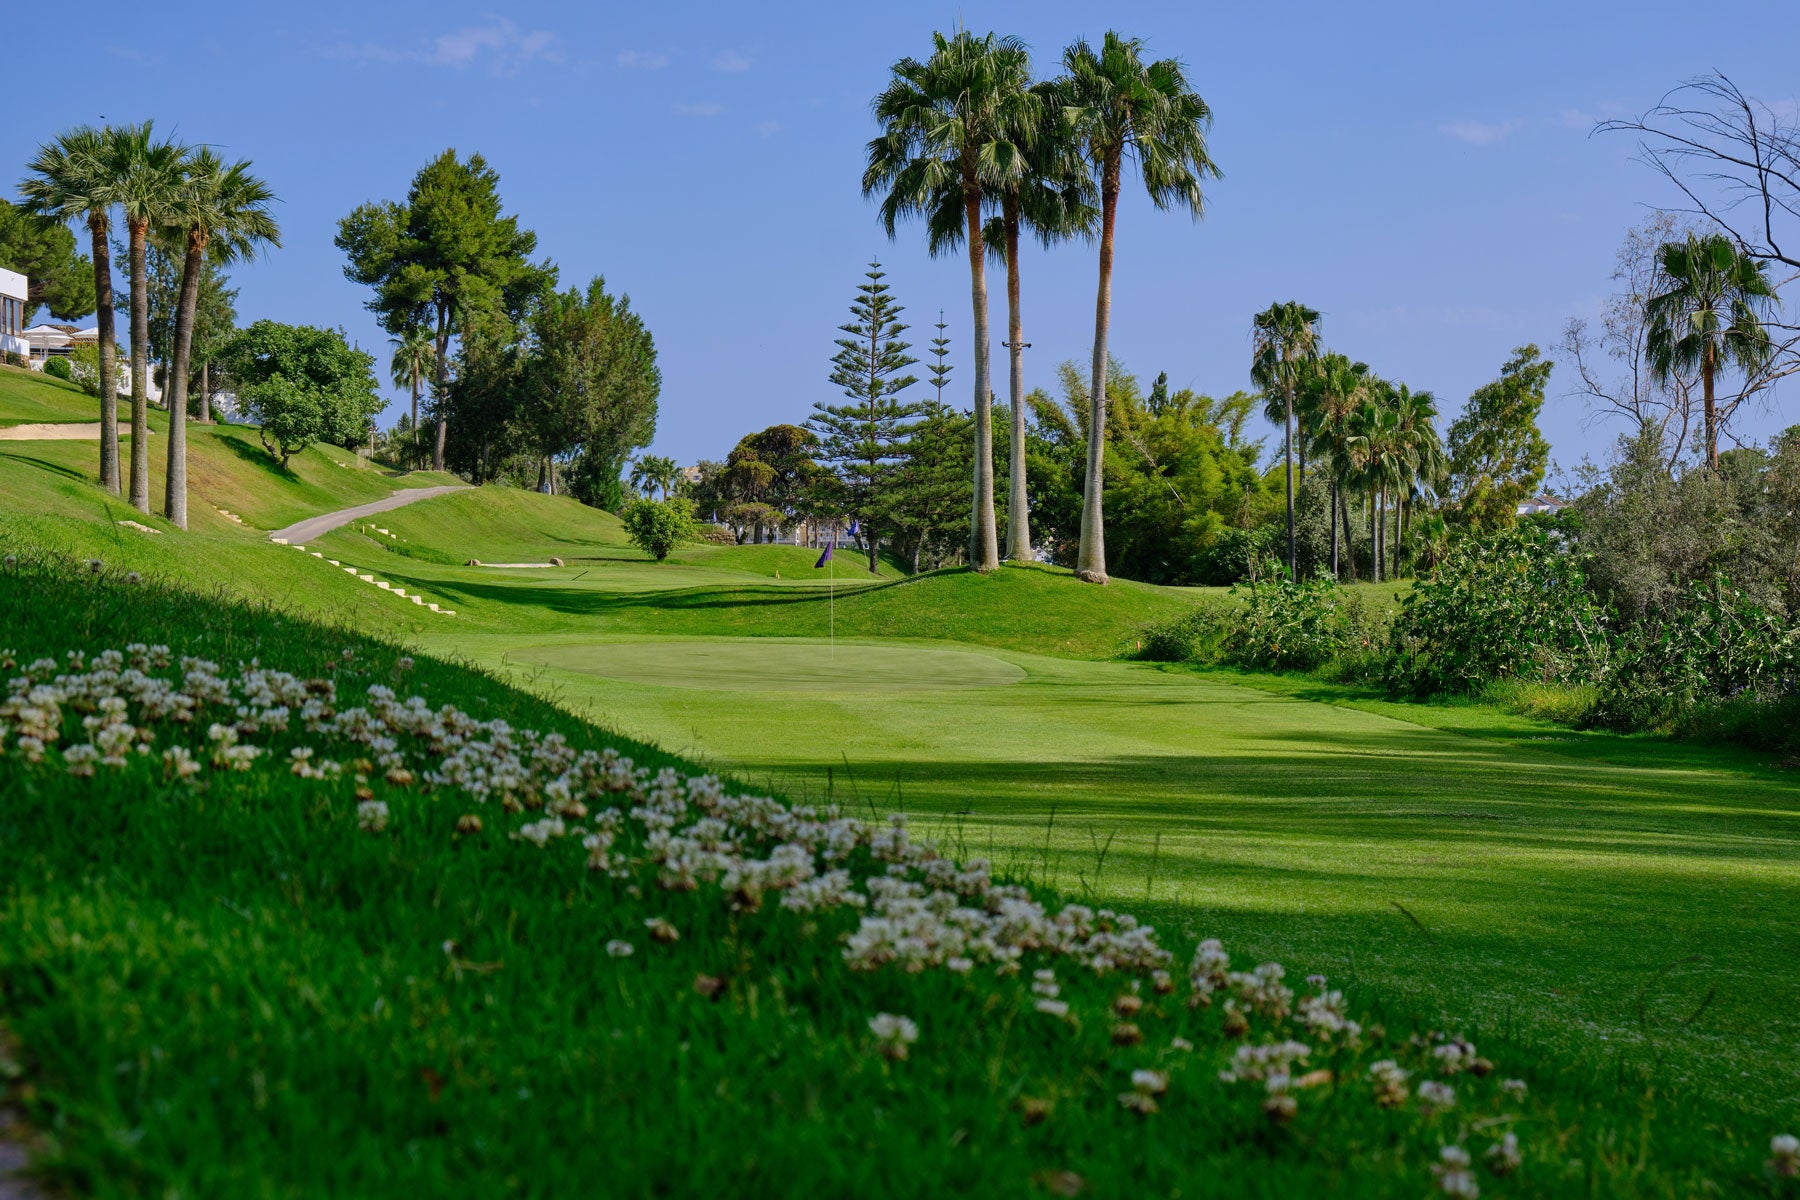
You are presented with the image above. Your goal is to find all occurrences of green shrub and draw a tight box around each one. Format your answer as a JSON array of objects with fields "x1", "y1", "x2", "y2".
[
  {"x1": 67, "y1": 343, "x2": 102, "y2": 395},
  {"x1": 622, "y1": 497, "x2": 699, "y2": 561},
  {"x1": 1590, "y1": 576, "x2": 1799, "y2": 734},
  {"x1": 1137, "y1": 600, "x2": 1235, "y2": 663},
  {"x1": 1233, "y1": 574, "x2": 1355, "y2": 671},
  {"x1": 1386, "y1": 528, "x2": 1605, "y2": 696},
  {"x1": 41, "y1": 355, "x2": 73, "y2": 381}
]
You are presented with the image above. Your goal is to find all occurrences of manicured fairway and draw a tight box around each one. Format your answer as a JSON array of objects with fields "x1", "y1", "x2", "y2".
[
  {"x1": 510, "y1": 637, "x2": 1027, "y2": 691},
  {"x1": 476, "y1": 632, "x2": 1800, "y2": 1120}
]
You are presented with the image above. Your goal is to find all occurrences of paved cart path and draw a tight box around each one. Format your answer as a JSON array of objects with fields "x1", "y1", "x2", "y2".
[{"x1": 268, "y1": 485, "x2": 467, "y2": 544}]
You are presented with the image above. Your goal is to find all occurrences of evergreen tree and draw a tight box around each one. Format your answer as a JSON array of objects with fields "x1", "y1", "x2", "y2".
[
  {"x1": 810, "y1": 261, "x2": 922, "y2": 572},
  {"x1": 928, "y1": 310, "x2": 953, "y2": 406},
  {"x1": 887, "y1": 401, "x2": 976, "y2": 572}
]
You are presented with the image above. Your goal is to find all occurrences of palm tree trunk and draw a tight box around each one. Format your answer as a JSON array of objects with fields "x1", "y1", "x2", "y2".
[
  {"x1": 1003, "y1": 199, "x2": 1031, "y2": 564},
  {"x1": 409, "y1": 372, "x2": 420, "y2": 470},
  {"x1": 198, "y1": 361, "x2": 211, "y2": 424},
  {"x1": 1702, "y1": 344, "x2": 1717, "y2": 472},
  {"x1": 432, "y1": 301, "x2": 450, "y2": 473},
  {"x1": 1341, "y1": 488, "x2": 1357, "y2": 583},
  {"x1": 1369, "y1": 488, "x2": 1380, "y2": 584},
  {"x1": 1284, "y1": 387, "x2": 1296, "y2": 582},
  {"x1": 162, "y1": 233, "x2": 205, "y2": 530},
  {"x1": 127, "y1": 219, "x2": 151, "y2": 513},
  {"x1": 88, "y1": 217, "x2": 120, "y2": 495},
  {"x1": 1329, "y1": 476, "x2": 1339, "y2": 580},
  {"x1": 962, "y1": 175, "x2": 999, "y2": 573},
  {"x1": 1076, "y1": 152, "x2": 1122, "y2": 585}
]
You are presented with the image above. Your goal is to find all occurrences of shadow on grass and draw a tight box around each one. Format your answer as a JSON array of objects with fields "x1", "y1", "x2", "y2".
[{"x1": 214, "y1": 428, "x2": 300, "y2": 481}]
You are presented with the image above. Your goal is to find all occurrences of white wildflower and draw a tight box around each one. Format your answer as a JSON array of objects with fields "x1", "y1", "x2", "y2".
[
  {"x1": 1770, "y1": 1133, "x2": 1799, "y2": 1179},
  {"x1": 357, "y1": 800, "x2": 390, "y2": 832},
  {"x1": 868, "y1": 1013, "x2": 918, "y2": 1060},
  {"x1": 605, "y1": 939, "x2": 635, "y2": 958},
  {"x1": 1432, "y1": 1145, "x2": 1479, "y2": 1198},
  {"x1": 1500, "y1": 1078, "x2": 1528, "y2": 1098},
  {"x1": 1035, "y1": 998, "x2": 1069, "y2": 1018},
  {"x1": 1417, "y1": 1080, "x2": 1456, "y2": 1112},
  {"x1": 1485, "y1": 1132, "x2": 1521, "y2": 1177},
  {"x1": 1369, "y1": 1059, "x2": 1410, "y2": 1108}
]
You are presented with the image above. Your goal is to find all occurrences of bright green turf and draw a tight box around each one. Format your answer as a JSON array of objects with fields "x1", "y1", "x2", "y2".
[
  {"x1": 4, "y1": 358, "x2": 1799, "y2": 1165},
  {"x1": 510, "y1": 637, "x2": 1028, "y2": 692},
  {"x1": 0, "y1": 364, "x2": 99, "y2": 423}
]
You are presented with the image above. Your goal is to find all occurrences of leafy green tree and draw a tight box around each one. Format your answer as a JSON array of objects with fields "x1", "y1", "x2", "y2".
[
  {"x1": 160, "y1": 149, "x2": 279, "y2": 529},
  {"x1": 0, "y1": 198, "x2": 95, "y2": 319},
  {"x1": 1644, "y1": 232, "x2": 1778, "y2": 472},
  {"x1": 517, "y1": 277, "x2": 659, "y2": 507},
  {"x1": 336, "y1": 149, "x2": 556, "y2": 470},
  {"x1": 389, "y1": 325, "x2": 435, "y2": 470},
  {"x1": 887, "y1": 400, "x2": 975, "y2": 571},
  {"x1": 1251, "y1": 301, "x2": 1322, "y2": 580},
  {"x1": 20, "y1": 125, "x2": 125, "y2": 494},
  {"x1": 1447, "y1": 345, "x2": 1553, "y2": 534},
  {"x1": 621, "y1": 497, "x2": 698, "y2": 561},
  {"x1": 220, "y1": 321, "x2": 382, "y2": 467},
  {"x1": 864, "y1": 30, "x2": 1040, "y2": 574},
  {"x1": 811, "y1": 261, "x2": 921, "y2": 572},
  {"x1": 1060, "y1": 32, "x2": 1220, "y2": 584},
  {"x1": 716, "y1": 425, "x2": 824, "y2": 543},
  {"x1": 107, "y1": 121, "x2": 189, "y2": 513}
]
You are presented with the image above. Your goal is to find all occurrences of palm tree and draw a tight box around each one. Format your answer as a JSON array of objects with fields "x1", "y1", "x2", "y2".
[
  {"x1": 1300, "y1": 352, "x2": 1366, "y2": 580},
  {"x1": 986, "y1": 88, "x2": 1096, "y2": 563},
  {"x1": 1347, "y1": 393, "x2": 1404, "y2": 584},
  {"x1": 1061, "y1": 32, "x2": 1220, "y2": 583},
  {"x1": 389, "y1": 325, "x2": 436, "y2": 470},
  {"x1": 20, "y1": 126, "x2": 123, "y2": 495},
  {"x1": 1391, "y1": 384, "x2": 1444, "y2": 577},
  {"x1": 631, "y1": 454, "x2": 680, "y2": 500},
  {"x1": 106, "y1": 122, "x2": 188, "y2": 513},
  {"x1": 161, "y1": 149, "x2": 279, "y2": 529},
  {"x1": 1645, "y1": 232, "x2": 1777, "y2": 471},
  {"x1": 864, "y1": 30, "x2": 1040, "y2": 574},
  {"x1": 1251, "y1": 301, "x2": 1322, "y2": 580}
]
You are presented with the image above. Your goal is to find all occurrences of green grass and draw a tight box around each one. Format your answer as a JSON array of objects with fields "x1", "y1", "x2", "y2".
[
  {"x1": 0, "y1": 364, "x2": 100, "y2": 424},
  {"x1": 0, "y1": 555, "x2": 1787, "y2": 1199},
  {"x1": 3, "y1": 356, "x2": 1800, "y2": 1194}
]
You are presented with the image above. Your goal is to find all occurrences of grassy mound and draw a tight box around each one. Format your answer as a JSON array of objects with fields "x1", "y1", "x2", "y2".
[{"x1": 0, "y1": 553, "x2": 1783, "y2": 1197}]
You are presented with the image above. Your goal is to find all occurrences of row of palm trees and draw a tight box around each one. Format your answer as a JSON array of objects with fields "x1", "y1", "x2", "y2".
[
  {"x1": 1253, "y1": 301, "x2": 1446, "y2": 583},
  {"x1": 20, "y1": 122, "x2": 279, "y2": 528},
  {"x1": 864, "y1": 29, "x2": 1218, "y2": 583}
]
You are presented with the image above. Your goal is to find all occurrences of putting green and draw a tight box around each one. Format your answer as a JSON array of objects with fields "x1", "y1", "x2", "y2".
[{"x1": 509, "y1": 637, "x2": 1028, "y2": 692}]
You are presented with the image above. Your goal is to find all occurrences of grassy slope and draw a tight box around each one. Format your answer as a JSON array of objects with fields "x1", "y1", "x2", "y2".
[{"x1": 0, "y1": 558, "x2": 1773, "y2": 1200}]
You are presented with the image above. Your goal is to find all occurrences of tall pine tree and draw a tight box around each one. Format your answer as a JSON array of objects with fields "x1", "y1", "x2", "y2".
[
  {"x1": 811, "y1": 261, "x2": 921, "y2": 572},
  {"x1": 928, "y1": 310, "x2": 953, "y2": 406}
]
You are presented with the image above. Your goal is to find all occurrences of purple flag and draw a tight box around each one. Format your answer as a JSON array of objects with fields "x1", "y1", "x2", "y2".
[{"x1": 815, "y1": 531, "x2": 836, "y2": 568}]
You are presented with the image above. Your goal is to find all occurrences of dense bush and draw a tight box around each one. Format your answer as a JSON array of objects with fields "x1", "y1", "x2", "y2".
[
  {"x1": 1138, "y1": 575, "x2": 1390, "y2": 674},
  {"x1": 1385, "y1": 528, "x2": 1605, "y2": 696},
  {"x1": 622, "y1": 496, "x2": 699, "y2": 561},
  {"x1": 67, "y1": 343, "x2": 101, "y2": 395},
  {"x1": 1590, "y1": 576, "x2": 1800, "y2": 734},
  {"x1": 42, "y1": 355, "x2": 72, "y2": 380}
]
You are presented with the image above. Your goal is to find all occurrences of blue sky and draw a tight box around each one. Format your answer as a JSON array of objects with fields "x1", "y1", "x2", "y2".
[{"x1": 6, "y1": 0, "x2": 1797, "y2": 473}]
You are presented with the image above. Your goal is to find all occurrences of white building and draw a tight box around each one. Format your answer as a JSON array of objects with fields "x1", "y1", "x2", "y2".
[
  {"x1": 1516, "y1": 494, "x2": 1566, "y2": 516},
  {"x1": 0, "y1": 266, "x2": 28, "y2": 359}
]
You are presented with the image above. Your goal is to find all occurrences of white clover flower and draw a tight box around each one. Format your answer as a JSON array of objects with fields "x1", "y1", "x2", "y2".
[
  {"x1": 1369, "y1": 1059, "x2": 1410, "y2": 1108},
  {"x1": 1130, "y1": 1069, "x2": 1168, "y2": 1096},
  {"x1": 1220, "y1": 1040, "x2": 1311, "y2": 1084},
  {"x1": 1485, "y1": 1132, "x2": 1521, "y2": 1177},
  {"x1": 1771, "y1": 1133, "x2": 1799, "y2": 1179},
  {"x1": 1433, "y1": 1145, "x2": 1479, "y2": 1197},
  {"x1": 605, "y1": 939, "x2": 635, "y2": 958},
  {"x1": 1500, "y1": 1078, "x2": 1527, "y2": 1098},
  {"x1": 1305, "y1": 973, "x2": 1327, "y2": 989},
  {"x1": 868, "y1": 1012, "x2": 918, "y2": 1060},
  {"x1": 1170, "y1": 1037, "x2": 1194, "y2": 1052},
  {"x1": 163, "y1": 745, "x2": 200, "y2": 779},
  {"x1": 357, "y1": 800, "x2": 390, "y2": 832},
  {"x1": 1417, "y1": 1080, "x2": 1456, "y2": 1112},
  {"x1": 945, "y1": 957, "x2": 973, "y2": 974},
  {"x1": 1035, "y1": 998, "x2": 1070, "y2": 1018},
  {"x1": 63, "y1": 743, "x2": 100, "y2": 776}
]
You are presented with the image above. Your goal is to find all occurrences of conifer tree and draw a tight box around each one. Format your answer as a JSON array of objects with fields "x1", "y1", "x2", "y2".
[
  {"x1": 810, "y1": 261, "x2": 922, "y2": 572},
  {"x1": 928, "y1": 310, "x2": 953, "y2": 405}
]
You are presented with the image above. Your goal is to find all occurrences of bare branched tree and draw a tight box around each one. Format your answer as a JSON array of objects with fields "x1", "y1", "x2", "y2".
[
  {"x1": 1562, "y1": 213, "x2": 1703, "y2": 465},
  {"x1": 1599, "y1": 72, "x2": 1800, "y2": 411}
]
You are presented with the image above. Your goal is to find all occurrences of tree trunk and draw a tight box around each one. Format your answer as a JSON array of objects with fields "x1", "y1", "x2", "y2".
[
  {"x1": 88, "y1": 216, "x2": 120, "y2": 495},
  {"x1": 962, "y1": 172, "x2": 999, "y2": 572},
  {"x1": 198, "y1": 361, "x2": 211, "y2": 424},
  {"x1": 1076, "y1": 150, "x2": 1122, "y2": 585},
  {"x1": 1003, "y1": 197, "x2": 1032, "y2": 564},
  {"x1": 1329, "y1": 476, "x2": 1340, "y2": 580},
  {"x1": 162, "y1": 232, "x2": 206, "y2": 530},
  {"x1": 409, "y1": 371, "x2": 420, "y2": 470},
  {"x1": 128, "y1": 219, "x2": 151, "y2": 513},
  {"x1": 1284, "y1": 386, "x2": 1296, "y2": 582},
  {"x1": 1340, "y1": 489, "x2": 1357, "y2": 583},
  {"x1": 1369, "y1": 488, "x2": 1380, "y2": 583},
  {"x1": 432, "y1": 301, "x2": 450, "y2": 472},
  {"x1": 1702, "y1": 343, "x2": 1718, "y2": 471}
]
